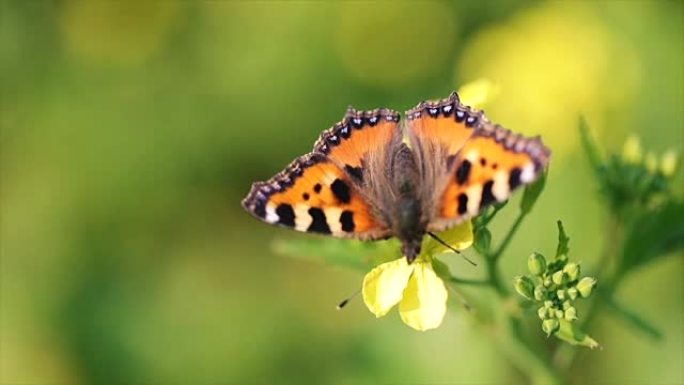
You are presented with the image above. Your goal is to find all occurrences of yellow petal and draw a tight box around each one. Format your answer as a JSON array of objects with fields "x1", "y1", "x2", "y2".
[
  {"x1": 399, "y1": 262, "x2": 448, "y2": 331},
  {"x1": 423, "y1": 220, "x2": 474, "y2": 256},
  {"x1": 362, "y1": 258, "x2": 414, "y2": 318},
  {"x1": 457, "y1": 78, "x2": 499, "y2": 109},
  {"x1": 621, "y1": 134, "x2": 642, "y2": 164},
  {"x1": 660, "y1": 150, "x2": 679, "y2": 177}
]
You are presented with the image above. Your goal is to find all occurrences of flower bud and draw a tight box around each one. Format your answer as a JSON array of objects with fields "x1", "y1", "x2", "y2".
[
  {"x1": 514, "y1": 276, "x2": 535, "y2": 300},
  {"x1": 555, "y1": 309, "x2": 564, "y2": 319},
  {"x1": 562, "y1": 300, "x2": 573, "y2": 310},
  {"x1": 567, "y1": 287, "x2": 578, "y2": 300},
  {"x1": 528, "y1": 252, "x2": 547, "y2": 276},
  {"x1": 563, "y1": 263, "x2": 580, "y2": 281},
  {"x1": 622, "y1": 135, "x2": 642, "y2": 164},
  {"x1": 537, "y1": 306, "x2": 547, "y2": 320},
  {"x1": 543, "y1": 276, "x2": 552, "y2": 287},
  {"x1": 542, "y1": 318, "x2": 560, "y2": 337},
  {"x1": 534, "y1": 285, "x2": 545, "y2": 301},
  {"x1": 660, "y1": 150, "x2": 678, "y2": 177},
  {"x1": 557, "y1": 289, "x2": 566, "y2": 300},
  {"x1": 544, "y1": 300, "x2": 553, "y2": 308},
  {"x1": 552, "y1": 270, "x2": 566, "y2": 286},
  {"x1": 564, "y1": 307, "x2": 578, "y2": 321},
  {"x1": 576, "y1": 277, "x2": 597, "y2": 298}
]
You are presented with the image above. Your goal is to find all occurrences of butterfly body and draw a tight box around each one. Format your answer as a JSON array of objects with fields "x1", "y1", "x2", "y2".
[
  {"x1": 385, "y1": 144, "x2": 426, "y2": 261},
  {"x1": 242, "y1": 92, "x2": 550, "y2": 263}
]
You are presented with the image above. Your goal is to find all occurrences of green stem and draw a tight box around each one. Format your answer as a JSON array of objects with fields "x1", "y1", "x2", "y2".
[
  {"x1": 553, "y1": 215, "x2": 622, "y2": 371},
  {"x1": 479, "y1": 209, "x2": 563, "y2": 384},
  {"x1": 487, "y1": 256, "x2": 508, "y2": 295},
  {"x1": 490, "y1": 212, "x2": 528, "y2": 262},
  {"x1": 449, "y1": 277, "x2": 490, "y2": 286},
  {"x1": 500, "y1": 317, "x2": 563, "y2": 385},
  {"x1": 484, "y1": 270, "x2": 561, "y2": 385},
  {"x1": 485, "y1": 210, "x2": 528, "y2": 294},
  {"x1": 480, "y1": 202, "x2": 508, "y2": 228}
]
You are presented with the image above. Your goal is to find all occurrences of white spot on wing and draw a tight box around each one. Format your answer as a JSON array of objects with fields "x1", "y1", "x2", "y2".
[
  {"x1": 465, "y1": 150, "x2": 480, "y2": 163},
  {"x1": 322, "y1": 172, "x2": 337, "y2": 185},
  {"x1": 294, "y1": 204, "x2": 312, "y2": 231},
  {"x1": 492, "y1": 171, "x2": 510, "y2": 201},
  {"x1": 265, "y1": 204, "x2": 278, "y2": 223},
  {"x1": 325, "y1": 207, "x2": 343, "y2": 234},
  {"x1": 521, "y1": 163, "x2": 536, "y2": 183},
  {"x1": 466, "y1": 185, "x2": 482, "y2": 215}
]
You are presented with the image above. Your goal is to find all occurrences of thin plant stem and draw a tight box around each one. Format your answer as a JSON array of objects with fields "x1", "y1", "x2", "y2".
[
  {"x1": 474, "y1": 208, "x2": 562, "y2": 384},
  {"x1": 553, "y1": 214, "x2": 622, "y2": 371},
  {"x1": 480, "y1": 202, "x2": 508, "y2": 228},
  {"x1": 490, "y1": 212, "x2": 528, "y2": 262},
  {"x1": 449, "y1": 277, "x2": 490, "y2": 286}
]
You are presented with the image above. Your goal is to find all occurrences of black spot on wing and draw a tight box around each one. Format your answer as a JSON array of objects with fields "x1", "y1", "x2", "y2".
[
  {"x1": 276, "y1": 204, "x2": 295, "y2": 227},
  {"x1": 253, "y1": 200, "x2": 266, "y2": 219},
  {"x1": 344, "y1": 165, "x2": 364, "y2": 183},
  {"x1": 331, "y1": 179, "x2": 351, "y2": 204},
  {"x1": 339, "y1": 125, "x2": 351, "y2": 139},
  {"x1": 509, "y1": 168, "x2": 522, "y2": 190},
  {"x1": 455, "y1": 160, "x2": 472, "y2": 185},
  {"x1": 455, "y1": 109, "x2": 466, "y2": 123},
  {"x1": 457, "y1": 193, "x2": 468, "y2": 215},
  {"x1": 480, "y1": 180, "x2": 496, "y2": 209},
  {"x1": 313, "y1": 183, "x2": 322, "y2": 193},
  {"x1": 302, "y1": 193, "x2": 310, "y2": 201},
  {"x1": 351, "y1": 117, "x2": 365, "y2": 129},
  {"x1": 307, "y1": 207, "x2": 331, "y2": 234},
  {"x1": 340, "y1": 210, "x2": 355, "y2": 232}
]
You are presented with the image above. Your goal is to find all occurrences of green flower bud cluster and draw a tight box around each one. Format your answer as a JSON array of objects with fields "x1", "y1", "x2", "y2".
[
  {"x1": 514, "y1": 252, "x2": 597, "y2": 337},
  {"x1": 622, "y1": 135, "x2": 679, "y2": 177},
  {"x1": 601, "y1": 134, "x2": 679, "y2": 213}
]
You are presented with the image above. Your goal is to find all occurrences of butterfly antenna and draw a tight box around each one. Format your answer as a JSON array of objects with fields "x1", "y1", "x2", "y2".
[
  {"x1": 427, "y1": 232, "x2": 477, "y2": 266},
  {"x1": 337, "y1": 288, "x2": 361, "y2": 310}
]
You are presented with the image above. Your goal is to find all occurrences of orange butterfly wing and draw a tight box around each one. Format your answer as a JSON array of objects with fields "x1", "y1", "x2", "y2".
[
  {"x1": 242, "y1": 108, "x2": 401, "y2": 240},
  {"x1": 406, "y1": 92, "x2": 550, "y2": 231},
  {"x1": 432, "y1": 123, "x2": 550, "y2": 230},
  {"x1": 406, "y1": 92, "x2": 480, "y2": 157},
  {"x1": 314, "y1": 107, "x2": 400, "y2": 181}
]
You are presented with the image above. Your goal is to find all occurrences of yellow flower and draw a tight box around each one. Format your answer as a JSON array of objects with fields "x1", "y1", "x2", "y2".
[
  {"x1": 458, "y1": 79, "x2": 500, "y2": 109},
  {"x1": 660, "y1": 150, "x2": 679, "y2": 177},
  {"x1": 362, "y1": 221, "x2": 473, "y2": 331},
  {"x1": 457, "y1": 2, "x2": 640, "y2": 161},
  {"x1": 622, "y1": 134, "x2": 643, "y2": 164}
]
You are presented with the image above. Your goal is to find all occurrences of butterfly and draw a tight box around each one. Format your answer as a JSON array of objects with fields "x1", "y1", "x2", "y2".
[{"x1": 242, "y1": 92, "x2": 550, "y2": 263}]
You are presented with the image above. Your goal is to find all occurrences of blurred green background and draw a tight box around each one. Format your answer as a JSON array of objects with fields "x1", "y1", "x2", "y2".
[{"x1": 1, "y1": 1, "x2": 682, "y2": 384}]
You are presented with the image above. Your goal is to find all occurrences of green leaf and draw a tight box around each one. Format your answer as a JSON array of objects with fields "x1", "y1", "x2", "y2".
[
  {"x1": 272, "y1": 237, "x2": 400, "y2": 272},
  {"x1": 473, "y1": 227, "x2": 492, "y2": 255},
  {"x1": 520, "y1": 171, "x2": 547, "y2": 214},
  {"x1": 618, "y1": 199, "x2": 684, "y2": 276},
  {"x1": 555, "y1": 319, "x2": 600, "y2": 349},
  {"x1": 578, "y1": 116, "x2": 603, "y2": 174},
  {"x1": 555, "y1": 220, "x2": 570, "y2": 260},
  {"x1": 431, "y1": 258, "x2": 453, "y2": 280}
]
